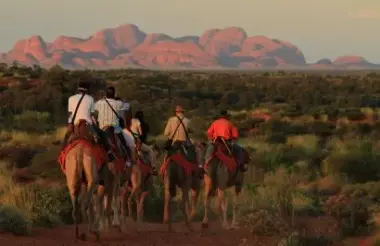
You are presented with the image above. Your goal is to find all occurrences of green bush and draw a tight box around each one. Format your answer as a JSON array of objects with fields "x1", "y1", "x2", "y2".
[
  {"x1": 142, "y1": 183, "x2": 165, "y2": 222},
  {"x1": 12, "y1": 111, "x2": 54, "y2": 133},
  {"x1": 324, "y1": 194, "x2": 373, "y2": 237},
  {"x1": 29, "y1": 185, "x2": 72, "y2": 226},
  {"x1": 343, "y1": 111, "x2": 366, "y2": 121},
  {"x1": 340, "y1": 142, "x2": 380, "y2": 183},
  {"x1": 0, "y1": 205, "x2": 29, "y2": 235},
  {"x1": 268, "y1": 133, "x2": 287, "y2": 144}
]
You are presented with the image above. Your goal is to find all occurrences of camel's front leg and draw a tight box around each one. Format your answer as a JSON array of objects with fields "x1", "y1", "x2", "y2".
[
  {"x1": 201, "y1": 175, "x2": 212, "y2": 229},
  {"x1": 163, "y1": 176, "x2": 173, "y2": 232},
  {"x1": 188, "y1": 187, "x2": 199, "y2": 221},
  {"x1": 119, "y1": 183, "x2": 129, "y2": 232},
  {"x1": 217, "y1": 188, "x2": 229, "y2": 230},
  {"x1": 111, "y1": 174, "x2": 122, "y2": 230},
  {"x1": 180, "y1": 186, "x2": 192, "y2": 231},
  {"x1": 94, "y1": 185, "x2": 105, "y2": 232},
  {"x1": 231, "y1": 186, "x2": 241, "y2": 229}
]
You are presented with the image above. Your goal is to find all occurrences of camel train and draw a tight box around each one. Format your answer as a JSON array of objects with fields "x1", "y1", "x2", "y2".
[{"x1": 58, "y1": 86, "x2": 251, "y2": 241}]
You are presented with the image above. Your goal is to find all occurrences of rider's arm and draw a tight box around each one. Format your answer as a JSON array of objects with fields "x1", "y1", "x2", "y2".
[
  {"x1": 187, "y1": 119, "x2": 193, "y2": 134},
  {"x1": 91, "y1": 100, "x2": 99, "y2": 125},
  {"x1": 136, "y1": 119, "x2": 143, "y2": 136},
  {"x1": 207, "y1": 122, "x2": 215, "y2": 140},
  {"x1": 67, "y1": 97, "x2": 73, "y2": 123},
  {"x1": 230, "y1": 123, "x2": 239, "y2": 140},
  {"x1": 164, "y1": 118, "x2": 172, "y2": 137}
]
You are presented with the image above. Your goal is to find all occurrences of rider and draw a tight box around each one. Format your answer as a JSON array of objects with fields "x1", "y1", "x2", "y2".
[
  {"x1": 122, "y1": 118, "x2": 158, "y2": 175},
  {"x1": 94, "y1": 86, "x2": 130, "y2": 157},
  {"x1": 163, "y1": 105, "x2": 203, "y2": 169},
  {"x1": 205, "y1": 109, "x2": 247, "y2": 172},
  {"x1": 135, "y1": 111, "x2": 149, "y2": 144},
  {"x1": 63, "y1": 81, "x2": 116, "y2": 161}
]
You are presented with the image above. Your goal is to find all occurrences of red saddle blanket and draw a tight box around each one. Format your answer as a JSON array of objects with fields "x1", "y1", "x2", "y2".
[
  {"x1": 205, "y1": 147, "x2": 237, "y2": 172},
  {"x1": 137, "y1": 159, "x2": 153, "y2": 178},
  {"x1": 160, "y1": 153, "x2": 197, "y2": 177},
  {"x1": 58, "y1": 139, "x2": 106, "y2": 173}
]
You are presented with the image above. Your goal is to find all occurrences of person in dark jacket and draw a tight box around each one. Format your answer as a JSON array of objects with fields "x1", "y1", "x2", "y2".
[{"x1": 135, "y1": 111, "x2": 150, "y2": 144}]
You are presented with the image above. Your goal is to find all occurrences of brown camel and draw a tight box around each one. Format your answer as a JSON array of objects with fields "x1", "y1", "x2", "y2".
[
  {"x1": 201, "y1": 139, "x2": 250, "y2": 230},
  {"x1": 160, "y1": 144, "x2": 200, "y2": 232},
  {"x1": 61, "y1": 122, "x2": 125, "y2": 238},
  {"x1": 97, "y1": 126, "x2": 126, "y2": 232},
  {"x1": 120, "y1": 144, "x2": 155, "y2": 230},
  {"x1": 63, "y1": 141, "x2": 100, "y2": 241}
]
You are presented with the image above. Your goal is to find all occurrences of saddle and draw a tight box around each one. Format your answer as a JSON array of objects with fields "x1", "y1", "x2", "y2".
[
  {"x1": 65, "y1": 120, "x2": 96, "y2": 146},
  {"x1": 206, "y1": 138, "x2": 239, "y2": 172},
  {"x1": 160, "y1": 141, "x2": 198, "y2": 177}
]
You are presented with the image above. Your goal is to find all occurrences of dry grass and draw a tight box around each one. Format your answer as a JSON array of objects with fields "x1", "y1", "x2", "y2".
[{"x1": 0, "y1": 167, "x2": 35, "y2": 221}]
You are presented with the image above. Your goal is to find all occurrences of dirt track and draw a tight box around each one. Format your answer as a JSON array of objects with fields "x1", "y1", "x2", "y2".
[{"x1": 0, "y1": 222, "x2": 276, "y2": 246}]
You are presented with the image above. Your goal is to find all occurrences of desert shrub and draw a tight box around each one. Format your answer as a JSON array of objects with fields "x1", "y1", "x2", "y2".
[
  {"x1": 343, "y1": 110, "x2": 366, "y2": 121},
  {"x1": 324, "y1": 194, "x2": 373, "y2": 237},
  {"x1": 142, "y1": 183, "x2": 165, "y2": 222},
  {"x1": 0, "y1": 205, "x2": 29, "y2": 235},
  {"x1": 356, "y1": 123, "x2": 373, "y2": 135},
  {"x1": 291, "y1": 191, "x2": 323, "y2": 217},
  {"x1": 260, "y1": 119, "x2": 291, "y2": 134},
  {"x1": 261, "y1": 150, "x2": 284, "y2": 172},
  {"x1": 268, "y1": 133, "x2": 287, "y2": 144},
  {"x1": 29, "y1": 185, "x2": 72, "y2": 226},
  {"x1": 0, "y1": 145, "x2": 41, "y2": 169},
  {"x1": 286, "y1": 124, "x2": 309, "y2": 135},
  {"x1": 322, "y1": 141, "x2": 380, "y2": 183},
  {"x1": 12, "y1": 111, "x2": 54, "y2": 133},
  {"x1": 309, "y1": 122, "x2": 334, "y2": 137},
  {"x1": 0, "y1": 172, "x2": 72, "y2": 227},
  {"x1": 29, "y1": 146, "x2": 62, "y2": 179},
  {"x1": 281, "y1": 146, "x2": 309, "y2": 166},
  {"x1": 339, "y1": 142, "x2": 380, "y2": 183},
  {"x1": 278, "y1": 233, "x2": 333, "y2": 246},
  {"x1": 241, "y1": 209, "x2": 289, "y2": 236}
]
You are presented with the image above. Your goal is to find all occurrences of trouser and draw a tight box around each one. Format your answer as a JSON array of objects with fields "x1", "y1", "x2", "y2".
[
  {"x1": 172, "y1": 140, "x2": 202, "y2": 167},
  {"x1": 61, "y1": 123, "x2": 116, "y2": 162},
  {"x1": 91, "y1": 124, "x2": 113, "y2": 152},
  {"x1": 205, "y1": 140, "x2": 244, "y2": 167},
  {"x1": 116, "y1": 132, "x2": 131, "y2": 159},
  {"x1": 132, "y1": 143, "x2": 156, "y2": 168}
]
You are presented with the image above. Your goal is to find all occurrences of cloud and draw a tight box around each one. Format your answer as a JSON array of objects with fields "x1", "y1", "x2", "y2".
[{"x1": 347, "y1": 8, "x2": 380, "y2": 20}]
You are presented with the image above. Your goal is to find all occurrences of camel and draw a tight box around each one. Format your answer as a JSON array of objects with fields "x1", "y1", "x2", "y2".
[
  {"x1": 63, "y1": 141, "x2": 100, "y2": 241},
  {"x1": 201, "y1": 138, "x2": 250, "y2": 230},
  {"x1": 96, "y1": 126, "x2": 127, "y2": 232},
  {"x1": 160, "y1": 143, "x2": 201, "y2": 232},
  {"x1": 119, "y1": 144, "x2": 155, "y2": 230},
  {"x1": 60, "y1": 122, "x2": 126, "y2": 240}
]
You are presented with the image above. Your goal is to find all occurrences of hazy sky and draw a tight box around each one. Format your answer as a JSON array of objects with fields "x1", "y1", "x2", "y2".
[{"x1": 1, "y1": 0, "x2": 380, "y2": 63}]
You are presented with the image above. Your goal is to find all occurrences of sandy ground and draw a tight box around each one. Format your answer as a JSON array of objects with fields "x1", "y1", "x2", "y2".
[{"x1": 0, "y1": 221, "x2": 277, "y2": 246}]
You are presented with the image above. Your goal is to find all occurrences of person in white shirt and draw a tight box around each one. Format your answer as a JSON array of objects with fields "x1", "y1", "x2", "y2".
[
  {"x1": 63, "y1": 82, "x2": 116, "y2": 161},
  {"x1": 94, "y1": 86, "x2": 130, "y2": 155},
  {"x1": 122, "y1": 127, "x2": 157, "y2": 175}
]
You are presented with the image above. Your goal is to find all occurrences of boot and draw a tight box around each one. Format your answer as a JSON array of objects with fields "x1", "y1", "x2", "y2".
[
  {"x1": 239, "y1": 164, "x2": 248, "y2": 172},
  {"x1": 106, "y1": 150, "x2": 116, "y2": 162}
]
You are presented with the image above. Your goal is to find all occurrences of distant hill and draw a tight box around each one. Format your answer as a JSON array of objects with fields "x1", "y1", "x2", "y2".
[{"x1": 1, "y1": 24, "x2": 379, "y2": 70}]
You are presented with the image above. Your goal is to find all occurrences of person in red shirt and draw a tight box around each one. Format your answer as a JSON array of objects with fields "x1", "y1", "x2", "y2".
[{"x1": 205, "y1": 109, "x2": 247, "y2": 172}]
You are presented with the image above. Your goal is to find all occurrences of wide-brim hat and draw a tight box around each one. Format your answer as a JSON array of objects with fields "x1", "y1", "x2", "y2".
[{"x1": 219, "y1": 109, "x2": 230, "y2": 117}]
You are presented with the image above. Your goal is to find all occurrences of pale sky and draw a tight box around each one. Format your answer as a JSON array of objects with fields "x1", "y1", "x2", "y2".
[{"x1": 1, "y1": 0, "x2": 380, "y2": 63}]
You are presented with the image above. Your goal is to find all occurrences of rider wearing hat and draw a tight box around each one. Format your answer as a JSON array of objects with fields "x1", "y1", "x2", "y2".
[
  {"x1": 205, "y1": 109, "x2": 247, "y2": 172},
  {"x1": 164, "y1": 105, "x2": 203, "y2": 169}
]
